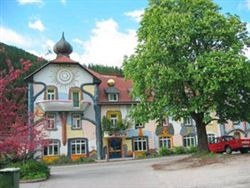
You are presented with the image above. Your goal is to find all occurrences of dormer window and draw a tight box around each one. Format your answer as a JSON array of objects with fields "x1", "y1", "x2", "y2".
[
  {"x1": 108, "y1": 93, "x2": 118, "y2": 102},
  {"x1": 105, "y1": 78, "x2": 119, "y2": 102}
]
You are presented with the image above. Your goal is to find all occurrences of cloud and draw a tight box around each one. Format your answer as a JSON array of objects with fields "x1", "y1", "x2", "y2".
[
  {"x1": 245, "y1": 0, "x2": 250, "y2": 9},
  {"x1": 28, "y1": 19, "x2": 45, "y2": 31},
  {"x1": 244, "y1": 47, "x2": 250, "y2": 60},
  {"x1": 60, "y1": 0, "x2": 66, "y2": 5},
  {"x1": 0, "y1": 26, "x2": 31, "y2": 47},
  {"x1": 246, "y1": 22, "x2": 250, "y2": 33},
  {"x1": 17, "y1": 0, "x2": 43, "y2": 5},
  {"x1": 124, "y1": 9, "x2": 144, "y2": 23},
  {"x1": 80, "y1": 19, "x2": 137, "y2": 67},
  {"x1": 238, "y1": 0, "x2": 250, "y2": 10},
  {"x1": 73, "y1": 38, "x2": 84, "y2": 46}
]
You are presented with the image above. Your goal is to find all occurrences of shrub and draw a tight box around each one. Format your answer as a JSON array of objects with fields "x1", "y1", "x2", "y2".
[
  {"x1": 43, "y1": 155, "x2": 96, "y2": 165},
  {"x1": 75, "y1": 157, "x2": 95, "y2": 163},
  {"x1": 136, "y1": 152, "x2": 147, "y2": 159},
  {"x1": 186, "y1": 146, "x2": 198, "y2": 153},
  {"x1": 48, "y1": 155, "x2": 72, "y2": 165},
  {"x1": 173, "y1": 146, "x2": 186, "y2": 154},
  {"x1": 8, "y1": 160, "x2": 50, "y2": 180},
  {"x1": 159, "y1": 147, "x2": 173, "y2": 156}
]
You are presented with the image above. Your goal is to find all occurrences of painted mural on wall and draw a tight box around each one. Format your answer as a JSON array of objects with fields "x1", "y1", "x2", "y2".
[{"x1": 50, "y1": 65, "x2": 80, "y2": 90}]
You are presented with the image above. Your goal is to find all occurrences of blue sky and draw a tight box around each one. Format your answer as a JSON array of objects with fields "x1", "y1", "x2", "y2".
[{"x1": 0, "y1": 0, "x2": 250, "y2": 67}]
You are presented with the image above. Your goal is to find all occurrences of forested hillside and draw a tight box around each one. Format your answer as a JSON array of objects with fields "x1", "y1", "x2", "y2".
[
  {"x1": 0, "y1": 43, "x2": 125, "y2": 90},
  {"x1": 0, "y1": 42, "x2": 48, "y2": 87},
  {"x1": 88, "y1": 63, "x2": 123, "y2": 76}
]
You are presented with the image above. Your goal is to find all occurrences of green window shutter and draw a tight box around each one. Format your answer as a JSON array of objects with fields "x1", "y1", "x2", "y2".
[{"x1": 73, "y1": 92, "x2": 80, "y2": 107}]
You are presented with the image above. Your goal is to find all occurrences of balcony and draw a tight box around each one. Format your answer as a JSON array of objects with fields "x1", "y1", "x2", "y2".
[
  {"x1": 103, "y1": 130, "x2": 128, "y2": 138},
  {"x1": 36, "y1": 100, "x2": 91, "y2": 112}
]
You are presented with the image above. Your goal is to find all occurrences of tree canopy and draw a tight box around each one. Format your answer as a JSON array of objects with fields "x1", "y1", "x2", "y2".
[
  {"x1": 124, "y1": 0, "x2": 250, "y2": 151},
  {"x1": 88, "y1": 63, "x2": 123, "y2": 76}
]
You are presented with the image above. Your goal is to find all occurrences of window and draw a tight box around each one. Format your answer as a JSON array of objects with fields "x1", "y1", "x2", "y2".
[
  {"x1": 72, "y1": 114, "x2": 81, "y2": 129},
  {"x1": 207, "y1": 134, "x2": 215, "y2": 143},
  {"x1": 44, "y1": 140, "x2": 59, "y2": 156},
  {"x1": 110, "y1": 114, "x2": 118, "y2": 127},
  {"x1": 71, "y1": 139, "x2": 87, "y2": 155},
  {"x1": 47, "y1": 89, "x2": 55, "y2": 100},
  {"x1": 183, "y1": 135, "x2": 196, "y2": 147},
  {"x1": 72, "y1": 91, "x2": 80, "y2": 107},
  {"x1": 159, "y1": 136, "x2": 171, "y2": 148},
  {"x1": 45, "y1": 86, "x2": 57, "y2": 100},
  {"x1": 184, "y1": 117, "x2": 193, "y2": 126},
  {"x1": 108, "y1": 94, "x2": 118, "y2": 102},
  {"x1": 135, "y1": 123, "x2": 144, "y2": 129},
  {"x1": 47, "y1": 114, "x2": 56, "y2": 129},
  {"x1": 133, "y1": 137, "x2": 147, "y2": 151}
]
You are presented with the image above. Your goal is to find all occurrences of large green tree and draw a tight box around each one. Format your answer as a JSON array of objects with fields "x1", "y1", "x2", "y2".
[{"x1": 124, "y1": 0, "x2": 250, "y2": 152}]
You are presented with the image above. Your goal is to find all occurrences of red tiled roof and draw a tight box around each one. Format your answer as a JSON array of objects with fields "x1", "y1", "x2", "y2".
[
  {"x1": 86, "y1": 68, "x2": 135, "y2": 104},
  {"x1": 98, "y1": 75, "x2": 133, "y2": 103},
  {"x1": 51, "y1": 55, "x2": 77, "y2": 63}
]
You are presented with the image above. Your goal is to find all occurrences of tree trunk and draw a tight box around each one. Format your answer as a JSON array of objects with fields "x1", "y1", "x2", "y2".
[{"x1": 193, "y1": 114, "x2": 209, "y2": 152}]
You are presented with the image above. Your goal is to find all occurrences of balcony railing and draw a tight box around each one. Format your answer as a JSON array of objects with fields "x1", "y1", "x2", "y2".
[
  {"x1": 103, "y1": 130, "x2": 128, "y2": 137},
  {"x1": 36, "y1": 100, "x2": 91, "y2": 112}
]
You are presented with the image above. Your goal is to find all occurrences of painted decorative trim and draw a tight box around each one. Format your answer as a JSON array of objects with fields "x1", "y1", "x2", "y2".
[
  {"x1": 106, "y1": 111, "x2": 122, "y2": 121},
  {"x1": 155, "y1": 123, "x2": 174, "y2": 136},
  {"x1": 59, "y1": 112, "x2": 68, "y2": 145},
  {"x1": 225, "y1": 128, "x2": 248, "y2": 137}
]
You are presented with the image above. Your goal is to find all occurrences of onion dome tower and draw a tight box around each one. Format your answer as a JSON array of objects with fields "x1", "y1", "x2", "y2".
[{"x1": 53, "y1": 32, "x2": 73, "y2": 57}]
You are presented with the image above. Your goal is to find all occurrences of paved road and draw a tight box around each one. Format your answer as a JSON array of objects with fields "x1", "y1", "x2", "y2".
[
  {"x1": 21, "y1": 154, "x2": 250, "y2": 188},
  {"x1": 20, "y1": 155, "x2": 187, "y2": 188}
]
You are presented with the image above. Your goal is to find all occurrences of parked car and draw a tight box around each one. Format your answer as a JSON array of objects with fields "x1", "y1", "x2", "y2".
[{"x1": 208, "y1": 135, "x2": 250, "y2": 154}]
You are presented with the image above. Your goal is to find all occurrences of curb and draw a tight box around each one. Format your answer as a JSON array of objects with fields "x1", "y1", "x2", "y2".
[{"x1": 20, "y1": 177, "x2": 48, "y2": 183}]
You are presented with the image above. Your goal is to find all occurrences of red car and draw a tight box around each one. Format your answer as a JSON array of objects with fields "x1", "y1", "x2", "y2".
[{"x1": 208, "y1": 136, "x2": 250, "y2": 154}]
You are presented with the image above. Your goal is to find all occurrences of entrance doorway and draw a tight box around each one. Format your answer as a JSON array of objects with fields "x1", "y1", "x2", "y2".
[{"x1": 108, "y1": 138, "x2": 122, "y2": 158}]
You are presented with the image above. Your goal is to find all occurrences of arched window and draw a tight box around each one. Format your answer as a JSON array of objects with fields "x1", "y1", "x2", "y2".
[
  {"x1": 106, "y1": 111, "x2": 122, "y2": 127},
  {"x1": 69, "y1": 87, "x2": 82, "y2": 107},
  {"x1": 44, "y1": 86, "x2": 58, "y2": 100}
]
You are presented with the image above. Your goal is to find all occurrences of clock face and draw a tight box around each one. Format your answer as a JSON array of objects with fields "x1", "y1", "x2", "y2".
[{"x1": 50, "y1": 65, "x2": 79, "y2": 89}]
